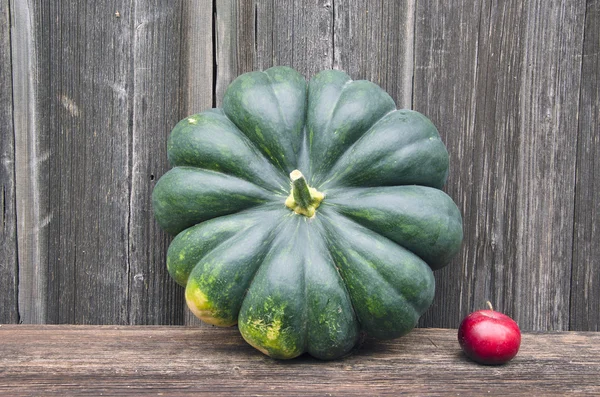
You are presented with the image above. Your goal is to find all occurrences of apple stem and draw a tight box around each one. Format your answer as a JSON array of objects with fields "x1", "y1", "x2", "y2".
[{"x1": 486, "y1": 301, "x2": 494, "y2": 311}]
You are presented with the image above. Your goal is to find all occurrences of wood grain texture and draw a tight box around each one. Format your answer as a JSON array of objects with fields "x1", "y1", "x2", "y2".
[
  {"x1": 40, "y1": 0, "x2": 133, "y2": 324},
  {"x1": 334, "y1": 0, "x2": 415, "y2": 108},
  {"x1": 0, "y1": 0, "x2": 18, "y2": 323},
  {"x1": 252, "y1": 0, "x2": 274, "y2": 71},
  {"x1": 513, "y1": 0, "x2": 585, "y2": 331},
  {"x1": 415, "y1": 0, "x2": 587, "y2": 331},
  {"x1": 246, "y1": 0, "x2": 335, "y2": 77},
  {"x1": 571, "y1": 0, "x2": 600, "y2": 331},
  {"x1": 214, "y1": 0, "x2": 240, "y2": 104},
  {"x1": 216, "y1": 0, "x2": 333, "y2": 84},
  {"x1": 128, "y1": 0, "x2": 186, "y2": 325},
  {"x1": 1, "y1": 326, "x2": 599, "y2": 396},
  {"x1": 179, "y1": 0, "x2": 214, "y2": 114},
  {"x1": 10, "y1": 0, "x2": 51, "y2": 324},
  {"x1": 271, "y1": 0, "x2": 334, "y2": 78},
  {"x1": 215, "y1": 0, "x2": 336, "y2": 86},
  {"x1": 217, "y1": 0, "x2": 335, "y2": 84}
]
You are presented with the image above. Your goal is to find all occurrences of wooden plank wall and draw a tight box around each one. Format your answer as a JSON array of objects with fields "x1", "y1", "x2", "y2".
[
  {"x1": 0, "y1": 0, "x2": 18, "y2": 324},
  {"x1": 1, "y1": 0, "x2": 598, "y2": 331}
]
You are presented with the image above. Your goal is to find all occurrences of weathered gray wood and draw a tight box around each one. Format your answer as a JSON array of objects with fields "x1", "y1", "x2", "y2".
[
  {"x1": 179, "y1": 0, "x2": 214, "y2": 114},
  {"x1": 9, "y1": 0, "x2": 188, "y2": 324},
  {"x1": 1, "y1": 326, "x2": 600, "y2": 395},
  {"x1": 251, "y1": 0, "x2": 273, "y2": 71},
  {"x1": 0, "y1": 0, "x2": 19, "y2": 324},
  {"x1": 214, "y1": 0, "x2": 241, "y2": 104},
  {"x1": 334, "y1": 0, "x2": 415, "y2": 108},
  {"x1": 271, "y1": 0, "x2": 334, "y2": 78},
  {"x1": 10, "y1": 0, "x2": 51, "y2": 324},
  {"x1": 39, "y1": 1, "x2": 134, "y2": 324},
  {"x1": 215, "y1": 0, "x2": 336, "y2": 92},
  {"x1": 415, "y1": 0, "x2": 586, "y2": 331},
  {"x1": 509, "y1": 0, "x2": 585, "y2": 331},
  {"x1": 237, "y1": 0, "x2": 335, "y2": 77},
  {"x1": 128, "y1": 0, "x2": 187, "y2": 325},
  {"x1": 216, "y1": 0, "x2": 335, "y2": 82},
  {"x1": 571, "y1": 0, "x2": 600, "y2": 332}
]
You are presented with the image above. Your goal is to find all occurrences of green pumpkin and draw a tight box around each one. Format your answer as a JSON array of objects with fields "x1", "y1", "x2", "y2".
[{"x1": 152, "y1": 66, "x2": 463, "y2": 360}]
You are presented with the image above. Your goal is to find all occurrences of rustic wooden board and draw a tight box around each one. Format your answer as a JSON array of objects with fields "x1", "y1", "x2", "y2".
[
  {"x1": 10, "y1": 0, "x2": 52, "y2": 324},
  {"x1": 512, "y1": 0, "x2": 585, "y2": 331},
  {"x1": 270, "y1": 0, "x2": 335, "y2": 78},
  {"x1": 571, "y1": 0, "x2": 600, "y2": 331},
  {"x1": 179, "y1": 0, "x2": 214, "y2": 114},
  {"x1": 0, "y1": 0, "x2": 18, "y2": 324},
  {"x1": 1, "y1": 326, "x2": 599, "y2": 396},
  {"x1": 219, "y1": 0, "x2": 336, "y2": 82},
  {"x1": 414, "y1": 0, "x2": 587, "y2": 331},
  {"x1": 213, "y1": 0, "x2": 254, "y2": 103},
  {"x1": 39, "y1": 0, "x2": 132, "y2": 324},
  {"x1": 334, "y1": 0, "x2": 415, "y2": 108}
]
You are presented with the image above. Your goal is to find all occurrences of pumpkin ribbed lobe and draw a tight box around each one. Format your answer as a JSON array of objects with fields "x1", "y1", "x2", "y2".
[
  {"x1": 306, "y1": 71, "x2": 396, "y2": 185},
  {"x1": 238, "y1": 215, "x2": 360, "y2": 360},
  {"x1": 285, "y1": 170, "x2": 324, "y2": 217},
  {"x1": 318, "y1": 208, "x2": 435, "y2": 339}
]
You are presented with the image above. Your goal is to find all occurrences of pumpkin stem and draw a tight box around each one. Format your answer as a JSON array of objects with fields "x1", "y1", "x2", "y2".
[
  {"x1": 290, "y1": 170, "x2": 312, "y2": 208},
  {"x1": 285, "y1": 170, "x2": 324, "y2": 217}
]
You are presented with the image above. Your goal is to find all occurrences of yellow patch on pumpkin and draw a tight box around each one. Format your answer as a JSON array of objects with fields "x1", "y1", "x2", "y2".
[{"x1": 185, "y1": 279, "x2": 236, "y2": 327}]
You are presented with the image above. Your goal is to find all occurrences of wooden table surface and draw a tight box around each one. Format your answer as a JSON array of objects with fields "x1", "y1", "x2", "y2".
[{"x1": 1, "y1": 325, "x2": 599, "y2": 396}]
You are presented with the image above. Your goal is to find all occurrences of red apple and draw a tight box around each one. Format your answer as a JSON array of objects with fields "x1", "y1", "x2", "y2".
[{"x1": 458, "y1": 302, "x2": 521, "y2": 365}]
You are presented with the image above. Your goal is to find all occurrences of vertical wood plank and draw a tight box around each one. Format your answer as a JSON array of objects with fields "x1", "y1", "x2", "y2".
[
  {"x1": 235, "y1": 0, "x2": 255, "y2": 74},
  {"x1": 252, "y1": 0, "x2": 273, "y2": 71},
  {"x1": 271, "y1": 0, "x2": 334, "y2": 78},
  {"x1": 334, "y1": 0, "x2": 415, "y2": 108},
  {"x1": 10, "y1": 0, "x2": 50, "y2": 324},
  {"x1": 414, "y1": 0, "x2": 586, "y2": 331},
  {"x1": 215, "y1": 0, "x2": 241, "y2": 104},
  {"x1": 128, "y1": 0, "x2": 186, "y2": 325},
  {"x1": 0, "y1": 0, "x2": 18, "y2": 323},
  {"x1": 571, "y1": 0, "x2": 599, "y2": 331},
  {"x1": 513, "y1": 0, "x2": 585, "y2": 330},
  {"x1": 213, "y1": 0, "x2": 268, "y2": 100},
  {"x1": 44, "y1": 0, "x2": 133, "y2": 324},
  {"x1": 179, "y1": 0, "x2": 214, "y2": 114},
  {"x1": 247, "y1": 0, "x2": 336, "y2": 76}
]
